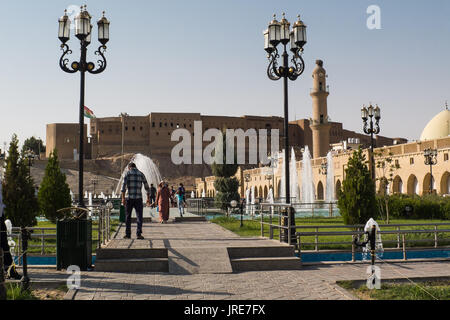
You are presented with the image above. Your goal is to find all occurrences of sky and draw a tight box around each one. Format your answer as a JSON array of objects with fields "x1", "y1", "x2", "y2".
[{"x1": 0, "y1": 0, "x2": 449, "y2": 149}]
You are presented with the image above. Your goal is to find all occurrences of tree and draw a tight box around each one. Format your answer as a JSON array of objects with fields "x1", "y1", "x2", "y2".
[
  {"x1": 337, "y1": 147, "x2": 377, "y2": 225},
  {"x1": 38, "y1": 149, "x2": 72, "y2": 223},
  {"x1": 22, "y1": 136, "x2": 45, "y2": 156},
  {"x1": 375, "y1": 148, "x2": 400, "y2": 224},
  {"x1": 2, "y1": 134, "x2": 39, "y2": 228},
  {"x1": 211, "y1": 131, "x2": 240, "y2": 210}
]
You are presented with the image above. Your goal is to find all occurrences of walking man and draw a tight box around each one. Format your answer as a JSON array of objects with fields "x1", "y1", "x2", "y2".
[
  {"x1": 176, "y1": 183, "x2": 186, "y2": 217},
  {"x1": 121, "y1": 163, "x2": 151, "y2": 240}
]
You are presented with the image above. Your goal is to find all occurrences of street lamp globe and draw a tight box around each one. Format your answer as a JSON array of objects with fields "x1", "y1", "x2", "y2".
[
  {"x1": 75, "y1": 6, "x2": 92, "y2": 40},
  {"x1": 58, "y1": 10, "x2": 71, "y2": 44},
  {"x1": 368, "y1": 104, "x2": 374, "y2": 117},
  {"x1": 361, "y1": 106, "x2": 368, "y2": 120},
  {"x1": 268, "y1": 14, "x2": 281, "y2": 46},
  {"x1": 289, "y1": 31, "x2": 298, "y2": 53},
  {"x1": 292, "y1": 15, "x2": 307, "y2": 49},
  {"x1": 279, "y1": 13, "x2": 291, "y2": 45},
  {"x1": 263, "y1": 29, "x2": 274, "y2": 54},
  {"x1": 374, "y1": 105, "x2": 381, "y2": 120},
  {"x1": 97, "y1": 12, "x2": 110, "y2": 45}
]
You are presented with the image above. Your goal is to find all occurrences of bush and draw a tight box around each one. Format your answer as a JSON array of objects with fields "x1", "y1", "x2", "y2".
[
  {"x1": 382, "y1": 195, "x2": 450, "y2": 220},
  {"x1": 38, "y1": 149, "x2": 71, "y2": 223},
  {"x1": 338, "y1": 148, "x2": 377, "y2": 225}
]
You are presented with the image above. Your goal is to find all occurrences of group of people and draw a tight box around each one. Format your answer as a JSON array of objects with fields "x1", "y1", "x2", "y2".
[{"x1": 121, "y1": 162, "x2": 186, "y2": 240}]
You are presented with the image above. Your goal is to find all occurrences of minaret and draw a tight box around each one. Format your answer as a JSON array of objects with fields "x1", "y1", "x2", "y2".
[{"x1": 310, "y1": 60, "x2": 331, "y2": 159}]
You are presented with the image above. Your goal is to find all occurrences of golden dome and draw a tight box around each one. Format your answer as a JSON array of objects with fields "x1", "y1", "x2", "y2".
[{"x1": 420, "y1": 108, "x2": 450, "y2": 141}]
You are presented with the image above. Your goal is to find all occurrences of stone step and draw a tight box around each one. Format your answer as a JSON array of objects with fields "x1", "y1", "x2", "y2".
[
  {"x1": 230, "y1": 256, "x2": 302, "y2": 272},
  {"x1": 94, "y1": 258, "x2": 169, "y2": 273},
  {"x1": 173, "y1": 216, "x2": 207, "y2": 223},
  {"x1": 227, "y1": 246, "x2": 295, "y2": 259},
  {"x1": 96, "y1": 248, "x2": 168, "y2": 260}
]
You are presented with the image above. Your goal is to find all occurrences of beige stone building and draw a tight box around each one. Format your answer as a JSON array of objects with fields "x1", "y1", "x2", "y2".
[{"x1": 194, "y1": 61, "x2": 450, "y2": 200}]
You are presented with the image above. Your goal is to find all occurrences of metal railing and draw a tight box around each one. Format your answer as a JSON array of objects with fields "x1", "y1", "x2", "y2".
[
  {"x1": 257, "y1": 203, "x2": 450, "y2": 262},
  {"x1": 8, "y1": 204, "x2": 114, "y2": 260}
]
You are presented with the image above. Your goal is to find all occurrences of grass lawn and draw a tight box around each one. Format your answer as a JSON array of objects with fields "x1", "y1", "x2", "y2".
[
  {"x1": 13, "y1": 219, "x2": 121, "y2": 255},
  {"x1": 337, "y1": 280, "x2": 450, "y2": 300},
  {"x1": 211, "y1": 216, "x2": 450, "y2": 250}
]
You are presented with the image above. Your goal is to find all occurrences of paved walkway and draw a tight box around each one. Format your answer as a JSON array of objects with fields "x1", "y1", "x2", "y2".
[
  {"x1": 20, "y1": 212, "x2": 450, "y2": 300},
  {"x1": 108, "y1": 212, "x2": 293, "y2": 275},
  {"x1": 25, "y1": 260, "x2": 450, "y2": 300}
]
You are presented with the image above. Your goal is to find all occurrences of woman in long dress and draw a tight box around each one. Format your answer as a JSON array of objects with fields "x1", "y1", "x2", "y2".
[{"x1": 156, "y1": 181, "x2": 170, "y2": 223}]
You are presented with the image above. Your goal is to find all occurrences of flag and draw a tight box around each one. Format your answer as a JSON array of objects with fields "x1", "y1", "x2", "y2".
[{"x1": 84, "y1": 106, "x2": 96, "y2": 119}]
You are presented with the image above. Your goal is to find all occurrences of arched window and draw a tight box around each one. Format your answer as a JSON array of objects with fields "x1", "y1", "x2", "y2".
[{"x1": 317, "y1": 181, "x2": 324, "y2": 200}]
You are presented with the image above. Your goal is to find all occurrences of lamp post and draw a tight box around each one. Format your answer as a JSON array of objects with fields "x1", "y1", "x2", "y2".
[
  {"x1": 424, "y1": 148, "x2": 438, "y2": 195},
  {"x1": 320, "y1": 161, "x2": 327, "y2": 176},
  {"x1": 265, "y1": 13, "x2": 307, "y2": 204},
  {"x1": 361, "y1": 104, "x2": 381, "y2": 181},
  {"x1": 58, "y1": 6, "x2": 110, "y2": 207}
]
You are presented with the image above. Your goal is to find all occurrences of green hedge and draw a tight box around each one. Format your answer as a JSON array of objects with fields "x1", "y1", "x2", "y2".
[{"x1": 378, "y1": 195, "x2": 450, "y2": 220}]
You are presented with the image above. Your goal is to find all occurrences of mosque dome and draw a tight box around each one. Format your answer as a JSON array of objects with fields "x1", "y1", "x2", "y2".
[{"x1": 420, "y1": 107, "x2": 450, "y2": 141}]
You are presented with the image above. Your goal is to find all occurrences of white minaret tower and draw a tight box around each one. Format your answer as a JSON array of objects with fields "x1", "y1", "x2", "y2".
[{"x1": 310, "y1": 60, "x2": 331, "y2": 159}]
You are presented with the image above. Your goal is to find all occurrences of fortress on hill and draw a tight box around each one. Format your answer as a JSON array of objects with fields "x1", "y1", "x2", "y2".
[{"x1": 46, "y1": 60, "x2": 406, "y2": 163}]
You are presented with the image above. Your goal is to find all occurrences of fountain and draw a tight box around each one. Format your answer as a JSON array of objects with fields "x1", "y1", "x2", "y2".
[
  {"x1": 266, "y1": 188, "x2": 274, "y2": 216},
  {"x1": 354, "y1": 218, "x2": 383, "y2": 290},
  {"x1": 115, "y1": 153, "x2": 162, "y2": 203},
  {"x1": 290, "y1": 147, "x2": 299, "y2": 203},
  {"x1": 326, "y1": 151, "x2": 335, "y2": 202},
  {"x1": 201, "y1": 190, "x2": 206, "y2": 198},
  {"x1": 69, "y1": 190, "x2": 74, "y2": 202},
  {"x1": 88, "y1": 192, "x2": 93, "y2": 207},
  {"x1": 245, "y1": 188, "x2": 251, "y2": 214},
  {"x1": 279, "y1": 150, "x2": 286, "y2": 202},
  {"x1": 301, "y1": 146, "x2": 315, "y2": 206},
  {"x1": 250, "y1": 186, "x2": 256, "y2": 215},
  {"x1": 191, "y1": 191, "x2": 195, "y2": 198}
]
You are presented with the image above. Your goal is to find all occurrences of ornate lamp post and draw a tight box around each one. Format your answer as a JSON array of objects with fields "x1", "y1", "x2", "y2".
[
  {"x1": 361, "y1": 104, "x2": 381, "y2": 181},
  {"x1": 265, "y1": 13, "x2": 307, "y2": 204},
  {"x1": 320, "y1": 161, "x2": 327, "y2": 176},
  {"x1": 424, "y1": 148, "x2": 438, "y2": 195},
  {"x1": 58, "y1": 6, "x2": 110, "y2": 207}
]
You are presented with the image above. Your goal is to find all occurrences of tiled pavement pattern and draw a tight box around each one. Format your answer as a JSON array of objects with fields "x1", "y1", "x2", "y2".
[
  {"x1": 26, "y1": 260, "x2": 450, "y2": 300},
  {"x1": 21, "y1": 214, "x2": 450, "y2": 300}
]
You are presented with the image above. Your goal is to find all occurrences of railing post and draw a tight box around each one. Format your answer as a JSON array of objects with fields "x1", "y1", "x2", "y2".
[
  {"x1": 351, "y1": 235, "x2": 356, "y2": 262},
  {"x1": 312, "y1": 205, "x2": 314, "y2": 218},
  {"x1": 269, "y1": 211, "x2": 273, "y2": 239},
  {"x1": 434, "y1": 225, "x2": 438, "y2": 248},
  {"x1": 402, "y1": 234, "x2": 407, "y2": 261},
  {"x1": 297, "y1": 234, "x2": 302, "y2": 263},
  {"x1": 329, "y1": 202, "x2": 332, "y2": 218},
  {"x1": 397, "y1": 226, "x2": 400, "y2": 249},
  {"x1": 98, "y1": 209, "x2": 102, "y2": 250},
  {"x1": 102, "y1": 208, "x2": 106, "y2": 246},
  {"x1": 315, "y1": 227, "x2": 319, "y2": 252},
  {"x1": 41, "y1": 228, "x2": 45, "y2": 255},
  {"x1": 260, "y1": 210, "x2": 264, "y2": 238},
  {"x1": 288, "y1": 210, "x2": 292, "y2": 246},
  {"x1": 278, "y1": 208, "x2": 282, "y2": 242}
]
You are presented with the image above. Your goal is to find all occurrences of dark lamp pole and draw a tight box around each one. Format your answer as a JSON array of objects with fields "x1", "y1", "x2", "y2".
[
  {"x1": 265, "y1": 13, "x2": 307, "y2": 204},
  {"x1": 424, "y1": 148, "x2": 437, "y2": 195},
  {"x1": 58, "y1": 6, "x2": 110, "y2": 207},
  {"x1": 362, "y1": 104, "x2": 381, "y2": 181}
]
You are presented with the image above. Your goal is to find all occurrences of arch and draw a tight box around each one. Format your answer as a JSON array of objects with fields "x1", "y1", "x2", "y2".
[
  {"x1": 406, "y1": 175, "x2": 419, "y2": 196},
  {"x1": 422, "y1": 173, "x2": 435, "y2": 195},
  {"x1": 392, "y1": 176, "x2": 403, "y2": 194},
  {"x1": 259, "y1": 186, "x2": 263, "y2": 200},
  {"x1": 317, "y1": 181, "x2": 324, "y2": 200},
  {"x1": 440, "y1": 172, "x2": 450, "y2": 195},
  {"x1": 335, "y1": 180, "x2": 342, "y2": 199},
  {"x1": 254, "y1": 187, "x2": 258, "y2": 198},
  {"x1": 264, "y1": 186, "x2": 268, "y2": 199}
]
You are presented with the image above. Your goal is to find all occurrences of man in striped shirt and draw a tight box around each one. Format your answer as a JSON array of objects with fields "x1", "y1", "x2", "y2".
[{"x1": 121, "y1": 163, "x2": 151, "y2": 240}]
